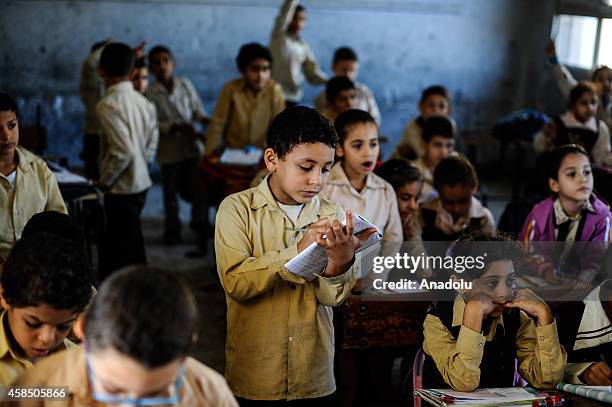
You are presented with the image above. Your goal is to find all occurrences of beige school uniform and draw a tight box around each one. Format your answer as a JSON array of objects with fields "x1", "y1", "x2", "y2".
[
  {"x1": 205, "y1": 78, "x2": 285, "y2": 156},
  {"x1": 12, "y1": 346, "x2": 238, "y2": 406},
  {"x1": 215, "y1": 177, "x2": 357, "y2": 400},
  {"x1": 0, "y1": 147, "x2": 67, "y2": 269}
]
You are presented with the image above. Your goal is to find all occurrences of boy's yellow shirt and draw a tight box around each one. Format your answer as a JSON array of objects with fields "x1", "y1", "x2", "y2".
[
  {"x1": 215, "y1": 177, "x2": 357, "y2": 400},
  {"x1": 0, "y1": 311, "x2": 73, "y2": 387}
]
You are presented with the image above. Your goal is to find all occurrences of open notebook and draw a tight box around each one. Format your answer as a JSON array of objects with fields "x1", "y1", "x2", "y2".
[
  {"x1": 284, "y1": 213, "x2": 382, "y2": 281},
  {"x1": 415, "y1": 388, "x2": 544, "y2": 407}
]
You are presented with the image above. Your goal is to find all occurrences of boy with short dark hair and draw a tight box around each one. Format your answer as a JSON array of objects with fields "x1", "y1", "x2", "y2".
[
  {"x1": 321, "y1": 76, "x2": 357, "y2": 122},
  {"x1": 314, "y1": 47, "x2": 381, "y2": 125},
  {"x1": 215, "y1": 106, "x2": 376, "y2": 402},
  {"x1": 132, "y1": 56, "x2": 149, "y2": 94},
  {"x1": 270, "y1": 0, "x2": 327, "y2": 105},
  {"x1": 96, "y1": 42, "x2": 159, "y2": 280},
  {"x1": 420, "y1": 155, "x2": 495, "y2": 242},
  {"x1": 412, "y1": 115, "x2": 456, "y2": 203},
  {"x1": 0, "y1": 92, "x2": 67, "y2": 271},
  {"x1": 393, "y1": 85, "x2": 456, "y2": 160},
  {"x1": 205, "y1": 42, "x2": 285, "y2": 156},
  {"x1": 146, "y1": 45, "x2": 209, "y2": 245},
  {"x1": 422, "y1": 233, "x2": 565, "y2": 391},
  {"x1": 0, "y1": 231, "x2": 93, "y2": 387},
  {"x1": 14, "y1": 266, "x2": 238, "y2": 406}
]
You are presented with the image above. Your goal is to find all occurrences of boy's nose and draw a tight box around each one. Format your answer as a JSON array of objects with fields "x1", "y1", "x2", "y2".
[
  {"x1": 309, "y1": 171, "x2": 322, "y2": 187},
  {"x1": 37, "y1": 327, "x2": 57, "y2": 345}
]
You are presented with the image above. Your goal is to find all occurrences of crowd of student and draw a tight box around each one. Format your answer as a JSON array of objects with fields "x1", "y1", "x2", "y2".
[{"x1": 1, "y1": 0, "x2": 612, "y2": 405}]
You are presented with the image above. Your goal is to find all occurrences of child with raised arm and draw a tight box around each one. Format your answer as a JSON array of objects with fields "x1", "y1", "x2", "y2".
[{"x1": 270, "y1": 0, "x2": 327, "y2": 105}]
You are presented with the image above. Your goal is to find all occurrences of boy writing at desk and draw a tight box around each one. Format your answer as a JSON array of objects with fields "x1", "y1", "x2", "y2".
[{"x1": 215, "y1": 106, "x2": 376, "y2": 404}]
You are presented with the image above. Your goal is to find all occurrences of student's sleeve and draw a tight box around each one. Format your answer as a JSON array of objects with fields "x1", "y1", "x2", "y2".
[
  {"x1": 391, "y1": 122, "x2": 417, "y2": 160},
  {"x1": 205, "y1": 82, "x2": 232, "y2": 156},
  {"x1": 422, "y1": 314, "x2": 485, "y2": 392},
  {"x1": 271, "y1": 0, "x2": 298, "y2": 39},
  {"x1": 550, "y1": 62, "x2": 577, "y2": 100},
  {"x1": 272, "y1": 83, "x2": 286, "y2": 116},
  {"x1": 314, "y1": 90, "x2": 327, "y2": 112},
  {"x1": 96, "y1": 102, "x2": 134, "y2": 188},
  {"x1": 302, "y1": 45, "x2": 328, "y2": 85},
  {"x1": 184, "y1": 78, "x2": 208, "y2": 122},
  {"x1": 565, "y1": 362, "x2": 595, "y2": 384},
  {"x1": 481, "y1": 207, "x2": 496, "y2": 236},
  {"x1": 515, "y1": 311, "x2": 567, "y2": 389},
  {"x1": 214, "y1": 196, "x2": 307, "y2": 302},
  {"x1": 43, "y1": 165, "x2": 68, "y2": 214},
  {"x1": 533, "y1": 130, "x2": 554, "y2": 153},
  {"x1": 146, "y1": 103, "x2": 159, "y2": 163},
  {"x1": 591, "y1": 121, "x2": 612, "y2": 166},
  {"x1": 384, "y1": 186, "x2": 404, "y2": 242},
  {"x1": 363, "y1": 85, "x2": 382, "y2": 126}
]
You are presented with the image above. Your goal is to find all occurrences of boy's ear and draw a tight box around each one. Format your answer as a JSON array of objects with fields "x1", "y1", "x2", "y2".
[
  {"x1": 0, "y1": 285, "x2": 9, "y2": 310},
  {"x1": 263, "y1": 148, "x2": 278, "y2": 172},
  {"x1": 335, "y1": 144, "x2": 345, "y2": 158},
  {"x1": 548, "y1": 178, "x2": 560, "y2": 194},
  {"x1": 129, "y1": 68, "x2": 137, "y2": 80},
  {"x1": 96, "y1": 66, "x2": 106, "y2": 80},
  {"x1": 417, "y1": 101, "x2": 424, "y2": 115}
]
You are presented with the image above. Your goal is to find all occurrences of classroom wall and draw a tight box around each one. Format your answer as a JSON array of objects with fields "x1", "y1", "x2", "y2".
[{"x1": 0, "y1": 0, "x2": 564, "y2": 166}]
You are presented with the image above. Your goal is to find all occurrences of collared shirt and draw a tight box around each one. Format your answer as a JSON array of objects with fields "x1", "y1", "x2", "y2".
[
  {"x1": 215, "y1": 177, "x2": 357, "y2": 400},
  {"x1": 411, "y1": 157, "x2": 436, "y2": 204},
  {"x1": 533, "y1": 111, "x2": 612, "y2": 166},
  {"x1": 314, "y1": 83, "x2": 382, "y2": 125},
  {"x1": 146, "y1": 77, "x2": 207, "y2": 164},
  {"x1": 12, "y1": 346, "x2": 238, "y2": 406},
  {"x1": 320, "y1": 163, "x2": 403, "y2": 242},
  {"x1": 96, "y1": 81, "x2": 158, "y2": 194},
  {"x1": 423, "y1": 295, "x2": 566, "y2": 392},
  {"x1": 565, "y1": 282, "x2": 612, "y2": 384},
  {"x1": 205, "y1": 78, "x2": 285, "y2": 156},
  {"x1": 393, "y1": 118, "x2": 424, "y2": 159},
  {"x1": 79, "y1": 47, "x2": 105, "y2": 135},
  {"x1": 0, "y1": 311, "x2": 73, "y2": 387},
  {"x1": 553, "y1": 197, "x2": 595, "y2": 241},
  {"x1": 420, "y1": 196, "x2": 496, "y2": 237},
  {"x1": 270, "y1": 0, "x2": 328, "y2": 102},
  {"x1": 0, "y1": 147, "x2": 67, "y2": 268}
]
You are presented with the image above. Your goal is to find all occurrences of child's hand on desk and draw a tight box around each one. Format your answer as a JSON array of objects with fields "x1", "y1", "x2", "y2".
[
  {"x1": 296, "y1": 218, "x2": 329, "y2": 253},
  {"x1": 581, "y1": 362, "x2": 612, "y2": 386},
  {"x1": 316, "y1": 210, "x2": 377, "y2": 277},
  {"x1": 503, "y1": 289, "x2": 553, "y2": 326}
]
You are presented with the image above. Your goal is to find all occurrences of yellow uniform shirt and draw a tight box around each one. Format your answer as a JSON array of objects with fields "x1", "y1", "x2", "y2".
[
  {"x1": 0, "y1": 311, "x2": 73, "y2": 387},
  {"x1": 0, "y1": 147, "x2": 67, "y2": 269},
  {"x1": 12, "y1": 346, "x2": 238, "y2": 406},
  {"x1": 423, "y1": 295, "x2": 567, "y2": 392},
  {"x1": 215, "y1": 177, "x2": 357, "y2": 400},
  {"x1": 205, "y1": 78, "x2": 285, "y2": 156}
]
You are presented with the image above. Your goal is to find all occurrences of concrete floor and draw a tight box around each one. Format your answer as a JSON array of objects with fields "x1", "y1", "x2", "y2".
[{"x1": 140, "y1": 188, "x2": 227, "y2": 374}]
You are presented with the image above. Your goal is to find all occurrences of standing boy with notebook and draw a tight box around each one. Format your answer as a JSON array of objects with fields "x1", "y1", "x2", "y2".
[{"x1": 215, "y1": 106, "x2": 376, "y2": 404}]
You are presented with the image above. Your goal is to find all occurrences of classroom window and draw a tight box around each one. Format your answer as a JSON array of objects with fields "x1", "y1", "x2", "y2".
[
  {"x1": 597, "y1": 18, "x2": 612, "y2": 66},
  {"x1": 554, "y1": 14, "x2": 598, "y2": 69}
]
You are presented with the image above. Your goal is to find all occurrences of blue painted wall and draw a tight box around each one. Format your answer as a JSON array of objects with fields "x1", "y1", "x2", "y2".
[{"x1": 0, "y1": 0, "x2": 563, "y2": 166}]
